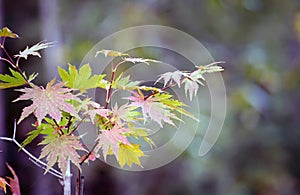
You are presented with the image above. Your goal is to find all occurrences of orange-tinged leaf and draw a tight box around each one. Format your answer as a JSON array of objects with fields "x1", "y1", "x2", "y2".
[
  {"x1": 6, "y1": 163, "x2": 21, "y2": 195},
  {"x1": 39, "y1": 135, "x2": 87, "y2": 177},
  {"x1": 0, "y1": 177, "x2": 7, "y2": 193},
  {"x1": 14, "y1": 79, "x2": 79, "y2": 124},
  {"x1": 0, "y1": 27, "x2": 19, "y2": 38}
]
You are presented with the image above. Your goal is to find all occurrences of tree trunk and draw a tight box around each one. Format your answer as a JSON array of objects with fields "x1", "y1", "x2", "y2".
[{"x1": 39, "y1": 0, "x2": 63, "y2": 81}]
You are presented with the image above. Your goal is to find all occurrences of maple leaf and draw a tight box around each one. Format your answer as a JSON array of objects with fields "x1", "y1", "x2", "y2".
[
  {"x1": 196, "y1": 61, "x2": 225, "y2": 73},
  {"x1": 122, "y1": 57, "x2": 160, "y2": 65},
  {"x1": 183, "y1": 77, "x2": 200, "y2": 101},
  {"x1": 112, "y1": 73, "x2": 140, "y2": 90},
  {"x1": 39, "y1": 135, "x2": 86, "y2": 177},
  {"x1": 0, "y1": 27, "x2": 19, "y2": 38},
  {"x1": 95, "y1": 49, "x2": 129, "y2": 57},
  {"x1": 128, "y1": 91, "x2": 177, "y2": 127},
  {"x1": 58, "y1": 63, "x2": 106, "y2": 92},
  {"x1": 95, "y1": 124, "x2": 131, "y2": 161},
  {"x1": 0, "y1": 68, "x2": 27, "y2": 89},
  {"x1": 14, "y1": 78, "x2": 79, "y2": 124},
  {"x1": 112, "y1": 103, "x2": 140, "y2": 124},
  {"x1": 155, "y1": 70, "x2": 186, "y2": 87},
  {"x1": 6, "y1": 163, "x2": 21, "y2": 195},
  {"x1": 21, "y1": 117, "x2": 69, "y2": 148},
  {"x1": 127, "y1": 124, "x2": 156, "y2": 148},
  {"x1": 87, "y1": 106, "x2": 110, "y2": 124},
  {"x1": 0, "y1": 177, "x2": 7, "y2": 193},
  {"x1": 118, "y1": 144, "x2": 144, "y2": 167},
  {"x1": 182, "y1": 70, "x2": 205, "y2": 101},
  {"x1": 14, "y1": 41, "x2": 54, "y2": 60}
]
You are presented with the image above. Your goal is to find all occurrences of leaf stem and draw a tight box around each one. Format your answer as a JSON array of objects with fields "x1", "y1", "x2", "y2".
[
  {"x1": 68, "y1": 115, "x2": 87, "y2": 135},
  {"x1": 105, "y1": 61, "x2": 115, "y2": 109},
  {"x1": 79, "y1": 142, "x2": 98, "y2": 165},
  {"x1": 144, "y1": 82, "x2": 176, "y2": 100}
]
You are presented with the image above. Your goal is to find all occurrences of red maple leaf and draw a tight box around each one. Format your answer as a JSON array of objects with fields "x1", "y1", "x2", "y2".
[
  {"x1": 6, "y1": 163, "x2": 21, "y2": 195},
  {"x1": 14, "y1": 79, "x2": 79, "y2": 124}
]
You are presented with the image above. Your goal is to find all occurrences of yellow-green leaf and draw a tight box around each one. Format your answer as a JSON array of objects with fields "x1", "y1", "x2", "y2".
[
  {"x1": 0, "y1": 68, "x2": 27, "y2": 89},
  {"x1": 58, "y1": 63, "x2": 106, "y2": 92},
  {"x1": 118, "y1": 144, "x2": 144, "y2": 167},
  {"x1": 0, "y1": 27, "x2": 19, "y2": 38}
]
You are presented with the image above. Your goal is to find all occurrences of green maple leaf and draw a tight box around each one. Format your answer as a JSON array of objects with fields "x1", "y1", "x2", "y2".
[
  {"x1": 21, "y1": 117, "x2": 68, "y2": 148},
  {"x1": 58, "y1": 63, "x2": 106, "y2": 92},
  {"x1": 21, "y1": 123, "x2": 53, "y2": 148},
  {"x1": 0, "y1": 27, "x2": 19, "y2": 38},
  {"x1": 39, "y1": 135, "x2": 86, "y2": 177},
  {"x1": 0, "y1": 68, "x2": 27, "y2": 89}
]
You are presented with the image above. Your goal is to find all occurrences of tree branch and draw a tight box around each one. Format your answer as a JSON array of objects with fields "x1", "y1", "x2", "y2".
[{"x1": 0, "y1": 120, "x2": 63, "y2": 179}]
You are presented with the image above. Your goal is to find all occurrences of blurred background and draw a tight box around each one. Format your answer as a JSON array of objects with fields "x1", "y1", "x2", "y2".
[{"x1": 0, "y1": 0, "x2": 300, "y2": 194}]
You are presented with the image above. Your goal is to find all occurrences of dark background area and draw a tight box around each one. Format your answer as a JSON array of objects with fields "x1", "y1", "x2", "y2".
[{"x1": 0, "y1": 0, "x2": 300, "y2": 194}]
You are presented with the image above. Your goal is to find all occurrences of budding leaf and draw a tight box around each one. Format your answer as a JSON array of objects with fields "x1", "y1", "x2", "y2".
[
  {"x1": 0, "y1": 27, "x2": 19, "y2": 38},
  {"x1": 95, "y1": 50, "x2": 129, "y2": 57},
  {"x1": 155, "y1": 70, "x2": 186, "y2": 87},
  {"x1": 14, "y1": 41, "x2": 54, "y2": 60},
  {"x1": 196, "y1": 61, "x2": 224, "y2": 73},
  {"x1": 118, "y1": 143, "x2": 144, "y2": 167},
  {"x1": 0, "y1": 68, "x2": 27, "y2": 89},
  {"x1": 14, "y1": 79, "x2": 79, "y2": 124},
  {"x1": 58, "y1": 63, "x2": 106, "y2": 92},
  {"x1": 39, "y1": 135, "x2": 86, "y2": 177},
  {"x1": 123, "y1": 57, "x2": 160, "y2": 65}
]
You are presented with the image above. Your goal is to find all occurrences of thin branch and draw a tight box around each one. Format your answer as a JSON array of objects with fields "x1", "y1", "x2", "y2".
[
  {"x1": 0, "y1": 56, "x2": 16, "y2": 68},
  {"x1": 144, "y1": 82, "x2": 176, "y2": 100},
  {"x1": 0, "y1": 43, "x2": 15, "y2": 66},
  {"x1": 0, "y1": 121, "x2": 63, "y2": 179},
  {"x1": 29, "y1": 158, "x2": 63, "y2": 179}
]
